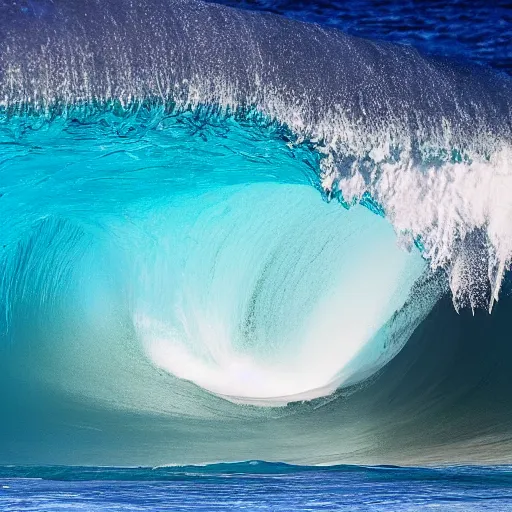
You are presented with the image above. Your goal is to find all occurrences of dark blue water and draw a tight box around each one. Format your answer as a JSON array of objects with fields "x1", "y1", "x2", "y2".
[
  {"x1": 209, "y1": 0, "x2": 512, "y2": 75},
  {"x1": 2, "y1": 463, "x2": 512, "y2": 511}
]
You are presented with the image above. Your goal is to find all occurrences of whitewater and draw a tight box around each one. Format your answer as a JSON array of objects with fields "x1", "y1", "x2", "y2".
[{"x1": 0, "y1": 0, "x2": 511, "y2": 467}]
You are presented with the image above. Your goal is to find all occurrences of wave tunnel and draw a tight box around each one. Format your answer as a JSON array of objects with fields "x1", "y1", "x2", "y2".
[{"x1": 1, "y1": 0, "x2": 512, "y2": 466}]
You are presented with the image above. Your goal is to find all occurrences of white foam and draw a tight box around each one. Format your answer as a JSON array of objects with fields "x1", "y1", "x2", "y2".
[
  {"x1": 133, "y1": 184, "x2": 428, "y2": 405},
  {"x1": 321, "y1": 143, "x2": 512, "y2": 312}
]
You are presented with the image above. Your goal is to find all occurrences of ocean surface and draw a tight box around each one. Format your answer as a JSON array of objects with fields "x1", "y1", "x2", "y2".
[
  {"x1": 2, "y1": 463, "x2": 512, "y2": 511},
  {"x1": 0, "y1": 0, "x2": 511, "y2": 509}
]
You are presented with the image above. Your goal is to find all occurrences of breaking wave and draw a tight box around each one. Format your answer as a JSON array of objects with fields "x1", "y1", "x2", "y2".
[{"x1": 0, "y1": 0, "x2": 511, "y2": 466}]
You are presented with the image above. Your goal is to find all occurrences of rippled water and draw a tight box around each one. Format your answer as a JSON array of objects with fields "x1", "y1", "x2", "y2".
[{"x1": 2, "y1": 464, "x2": 512, "y2": 511}]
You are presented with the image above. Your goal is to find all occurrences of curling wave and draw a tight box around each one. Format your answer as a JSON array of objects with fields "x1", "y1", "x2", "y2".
[{"x1": 0, "y1": 0, "x2": 511, "y2": 466}]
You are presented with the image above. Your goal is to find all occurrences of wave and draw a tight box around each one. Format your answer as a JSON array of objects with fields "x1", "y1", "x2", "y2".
[
  {"x1": 0, "y1": 0, "x2": 511, "y2": 466},
  {"x1": 2, "y1": 0, "x2": 511, "y2": 309},
  {"x1": 2, "y1": 461, "x2": 512, "y2": 483}
]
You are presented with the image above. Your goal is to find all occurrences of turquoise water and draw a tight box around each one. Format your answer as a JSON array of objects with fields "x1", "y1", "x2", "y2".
[{"x1": 1, "y1": 107, "x2": 434, "y2": 464}]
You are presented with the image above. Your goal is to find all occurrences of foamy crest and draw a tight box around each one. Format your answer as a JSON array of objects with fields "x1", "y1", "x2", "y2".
[{"x1": 321, "y1": 141, "x2": 512, "y2": 311}]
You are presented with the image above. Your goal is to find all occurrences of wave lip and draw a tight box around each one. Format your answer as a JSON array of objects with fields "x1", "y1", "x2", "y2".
[{"x1": 1, "y1": 0, "x2": 511, "y2": 309}]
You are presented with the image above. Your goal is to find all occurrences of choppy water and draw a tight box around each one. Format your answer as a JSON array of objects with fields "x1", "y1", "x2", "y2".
[{"x1": 2, "y1": 463, "x2": 512, "y2": 511}]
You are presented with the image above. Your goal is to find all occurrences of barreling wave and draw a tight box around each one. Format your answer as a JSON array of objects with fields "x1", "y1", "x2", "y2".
[
  {"x1": 0, "y1": 0, "x2": 511, "y2": 466},
  {"x1": 2, "y1": 0, "x2": 511, "y2": 309}
]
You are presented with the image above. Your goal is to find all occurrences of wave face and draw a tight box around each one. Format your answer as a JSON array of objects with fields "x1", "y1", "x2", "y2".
[{"x1": 0, "y1": 0, "x2": 511, "y2": 466}]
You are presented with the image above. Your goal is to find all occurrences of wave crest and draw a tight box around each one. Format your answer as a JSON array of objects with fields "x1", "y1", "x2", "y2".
[{"x1": 1, "y1": 0, "x2": 510, "y2": 309}]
